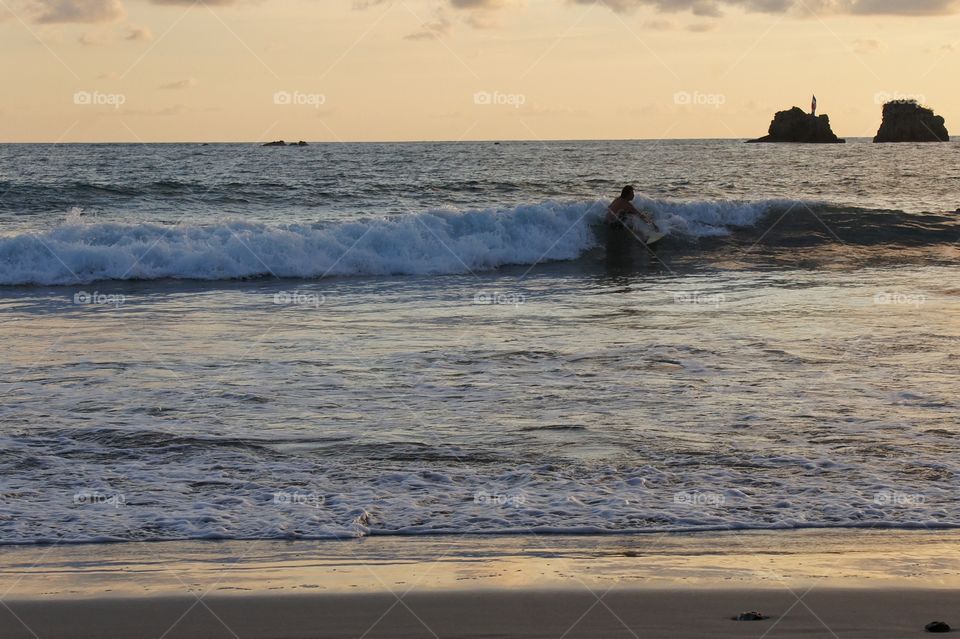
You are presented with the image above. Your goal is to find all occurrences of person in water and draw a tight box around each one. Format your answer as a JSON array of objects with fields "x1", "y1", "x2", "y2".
[{"x1": 607, "y1": 185, "x2": 658, "y2": 232}]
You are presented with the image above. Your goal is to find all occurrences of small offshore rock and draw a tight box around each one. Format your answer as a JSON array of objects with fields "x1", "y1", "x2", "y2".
[
  {"x1": 874, "y1": 101, "x2": 949, "y2": 143},
  {"x1": 747, "y1": 106, "x2": 844, "y2": 144},
  {"x1": 733, "y1": 611, "x2": 769, "y2": 621},
  {"x1": 925, "y1": 621, "x2": 951, "y2": 633}
]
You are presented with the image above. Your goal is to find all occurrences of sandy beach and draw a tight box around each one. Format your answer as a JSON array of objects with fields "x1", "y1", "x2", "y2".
[
  {"x1": 2, "y1": 530, "x2": 959, "y2": 638},
  {"x1": 5, "y1": 589, "x2": 959, "y2": 639}
]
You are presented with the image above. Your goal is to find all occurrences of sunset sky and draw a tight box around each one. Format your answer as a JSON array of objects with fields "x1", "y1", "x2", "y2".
[{"x1": 1, "y1": 0, "x2": 957, "y2": 142}]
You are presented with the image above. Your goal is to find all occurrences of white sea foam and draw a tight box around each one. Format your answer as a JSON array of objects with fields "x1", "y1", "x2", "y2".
[
  {"x1": 0, "y1": 199, "x2": 804, "y2": 285},
  {"x1": 1, "y1": 266, "x2": 957, "y2": 545},
  {"x1": 641, "y1": 197, "x2": 808, "y2": 238}
]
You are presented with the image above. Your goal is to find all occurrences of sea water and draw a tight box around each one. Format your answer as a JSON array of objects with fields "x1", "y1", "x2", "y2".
[{"x1": 0, "y1": 139, "x2": 958, "y2": 544}]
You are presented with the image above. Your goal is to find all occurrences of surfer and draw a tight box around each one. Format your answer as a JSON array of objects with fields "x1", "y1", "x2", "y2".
[{"x1": 607, "y1": 185, "x2": 659, "y2": 234}]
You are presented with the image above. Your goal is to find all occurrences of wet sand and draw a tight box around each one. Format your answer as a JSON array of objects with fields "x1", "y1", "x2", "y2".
[{"x1": 2, "y1": 530, "x2": 959, "y2": 638}]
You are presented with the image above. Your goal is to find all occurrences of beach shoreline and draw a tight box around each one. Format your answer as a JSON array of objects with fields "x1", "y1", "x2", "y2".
[
  {"x1": 2, "y1": 530, "x2": 959, "y2": 638},
  {"x1": 4, "y1": 589, "x2": 958, "y2": 639}
]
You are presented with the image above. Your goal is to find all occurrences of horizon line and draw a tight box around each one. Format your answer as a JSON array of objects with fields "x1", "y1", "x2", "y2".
[{"x1": 0, "y1": 136, "x2": 884, "y2": 145}]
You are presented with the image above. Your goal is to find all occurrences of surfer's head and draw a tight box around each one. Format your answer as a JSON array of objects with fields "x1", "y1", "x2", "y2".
[{"x1": 621, "y1": 185, "x2": 635, "y2": 201}]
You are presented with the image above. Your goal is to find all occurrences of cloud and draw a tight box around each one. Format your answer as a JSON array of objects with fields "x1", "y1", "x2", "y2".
[
  {"x1": 126, "y1": 25, "x2": 153, "y2": 41},
  {"x1": 159, "y1": 78, "x2": 199, "y2": 89},
  {"x1": 405, "y1": 11, "x2": 452, "y2": 39},
  {"x1": 449, "y1": 0, "x2": 514, "y2": 7},
  {"x1": 464, "y1": 9, "x2": 501, "y2": 27},
  {"x1": 643, "y1": 18, "x2": 676, "y2": 27},
  {"x1": 586, "y1": 0, "x2": 960, "y2": 15},
  {"x1": 78, "y1": 30, "x2": 110, "y2": 45},
  {"x1": 425, "y1": 0, "x2": 960, "y2": 17},
  {"x1": 352, "y1": 0, "x2": 391, "y2": 8},
  {"x1": 852, "y1": 37, "x2": 883, "y2": 52},
  {"x1": 847, "y1": 0, "x2": 960, "y2": 15},
  {"x1": 149, "y1": 0, "x2": 237, "y2": 5},
  {"x1": 449, "y1": 0, "x2": 516, "y2": 28},
  {"x1": 31, "y1": 0, "x2": 125, "y2": 23}
]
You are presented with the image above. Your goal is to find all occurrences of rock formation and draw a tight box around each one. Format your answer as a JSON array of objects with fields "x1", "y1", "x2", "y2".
[
  {"x1": 262, "y1": 140, "x2": 309, "y2": 147},
  {"x1": 874, "y1": 101, "x2": 949, "y2": 143},
  {"x1": 747, "y1": 107, "x2": 845, "y2": 144}
]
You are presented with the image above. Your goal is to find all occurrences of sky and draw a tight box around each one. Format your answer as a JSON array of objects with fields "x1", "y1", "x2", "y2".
[{"x1": 0, "y1": 0, "x2": 958, "y2": 142}]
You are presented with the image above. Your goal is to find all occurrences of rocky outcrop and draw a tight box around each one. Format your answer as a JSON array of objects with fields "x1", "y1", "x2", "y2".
[
  {"x1": 262, "y1": 140, "x2": 309, "y2": 147},
  {"x1": 747, "y1": 107, "x2": 845, "y2": 143},
  {"x1": 874, "y1": 101, "x2": 949, "y2": 143}
]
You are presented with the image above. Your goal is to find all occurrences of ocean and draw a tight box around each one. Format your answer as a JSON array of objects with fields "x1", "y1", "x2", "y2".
[{"x1": 1, "y1": 139, "x2": 958, "y2": 545}]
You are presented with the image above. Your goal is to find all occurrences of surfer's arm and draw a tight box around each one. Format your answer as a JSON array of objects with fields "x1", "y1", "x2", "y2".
[{"x1": 625, "y1": 202, "x2": 658, "y2": 228}]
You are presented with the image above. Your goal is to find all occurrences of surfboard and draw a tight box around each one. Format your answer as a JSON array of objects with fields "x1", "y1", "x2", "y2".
[
  {"x1": 622, "y1": 217, "x2": 666, "y2": 246},
  {"x1": 645, "y1": 231, "x2": 666, "y2": 245}
]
